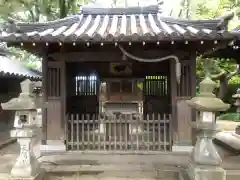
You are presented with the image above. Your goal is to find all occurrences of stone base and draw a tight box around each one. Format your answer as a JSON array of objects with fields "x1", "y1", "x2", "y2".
[
  {"x1": 40, "y1": 140, "x2": 66, "y2": 153},
  {"x1": 187, "y1": 162, "x2": 226, "y2": 180},
  {"x1": 11, "y1": 159, "x2": 40, "y2": 178},
  {"x1": 0, "y1": 169, "x2": 45, "y2": 180},
  {"x1": 172, "y1": 145, "x2": 193, "y2": 153}
]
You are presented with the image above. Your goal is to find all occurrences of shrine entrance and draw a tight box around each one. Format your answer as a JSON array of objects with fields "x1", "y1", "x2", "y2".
[{"x1": 65, "y1": 61, "x2": 172, "y2": 152}]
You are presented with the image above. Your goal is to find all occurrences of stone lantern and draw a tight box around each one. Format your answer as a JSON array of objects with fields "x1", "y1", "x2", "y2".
[
  {"x1": 233, "y1": 88, "x2": 240, "y2": 114},
  {"x1": 233, "y1": 88, "x2": 240, "y2": 134},
  {"x1": 1, "y1": 79, "x2": 43, "y2": 179},
  {"x1": 185, "y1": 77, "x2": 230, "y2": 180}
]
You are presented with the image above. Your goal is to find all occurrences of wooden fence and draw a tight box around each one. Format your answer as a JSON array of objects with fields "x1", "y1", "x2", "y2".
[{"x1": 66, "y1": 113, "x2": 172, "y2": 152}]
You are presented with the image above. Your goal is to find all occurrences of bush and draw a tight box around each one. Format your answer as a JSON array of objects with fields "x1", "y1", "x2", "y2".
[{"x1": 217, "y1": 113, "x2": 240, "y2": 122}]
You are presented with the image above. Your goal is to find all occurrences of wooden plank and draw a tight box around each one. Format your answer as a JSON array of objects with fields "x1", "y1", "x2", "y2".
[
  {"x1": 48, "y1": 50, "x2": 187, "y2": 62},
  {"x1": 176, "y1": 98, "x2": 192, "y2": 146},
  {"x1": 46, "y1": 100, "x2": 62, "y2": 140},
  {"x1": 46, "y1": 61, "x2": 63, "y2": 141}
]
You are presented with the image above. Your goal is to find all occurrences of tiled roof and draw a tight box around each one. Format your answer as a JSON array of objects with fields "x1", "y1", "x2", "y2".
[
  {"x1": 204, "y1": 26, "x2": 240, "y2": 62},
  {"x1": 0, "y1": 5, "x2": 234, "y2": 42},
  {"x1": 0, "y1": 44, "x2": 42, "y2": 80},
  {"x1": 231, "y1": 25, "x2": 240, "y2": 40}
]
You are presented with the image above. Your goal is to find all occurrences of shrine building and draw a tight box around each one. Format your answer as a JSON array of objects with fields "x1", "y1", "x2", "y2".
[{"x1": 0, "y1": 5, "x2": 235, "y2": 152}]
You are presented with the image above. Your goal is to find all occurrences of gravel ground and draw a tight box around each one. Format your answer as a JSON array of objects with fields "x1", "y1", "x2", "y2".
[{"x1": 0, "y1": 142, "x2": 19, "y2": 155}]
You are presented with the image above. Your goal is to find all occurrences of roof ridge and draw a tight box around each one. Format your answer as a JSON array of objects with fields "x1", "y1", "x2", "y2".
[{"x1": 79, "y1": 5, "x2": 161, "y2": 15}]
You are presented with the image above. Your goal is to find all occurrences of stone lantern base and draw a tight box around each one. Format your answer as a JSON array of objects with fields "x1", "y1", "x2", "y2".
[
  {"x1": 9, "y1": 129, "x2": 45, "y2": 180},
  {"x1": 187, "y1": 162, "x2": 226, "y2": 180},
  {"x1": 7, "y1": 169, "x2": 45, "y2": 180}
]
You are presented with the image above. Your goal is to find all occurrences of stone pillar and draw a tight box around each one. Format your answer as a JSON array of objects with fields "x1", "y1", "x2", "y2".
[
  {"x1": 33, "y1": 81, "x2": 43, "y2": 159},
  {"x1": 184, "y1": 77, "x2": 230, "y2": 180},
  {"x1": 1, "y1": 79, "x2": 44, "y2": 179},
  {"x1": 10, "y1": 129, "x2": 40, "y2": 177}
]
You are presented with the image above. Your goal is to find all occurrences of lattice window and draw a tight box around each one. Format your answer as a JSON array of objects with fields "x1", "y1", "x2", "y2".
[
  {"x1": 144, "y1": 76, "x2": 168, "y2": 96},
  {"x1": 75, "y1": 74, "x2": 98, "y2": 96}
]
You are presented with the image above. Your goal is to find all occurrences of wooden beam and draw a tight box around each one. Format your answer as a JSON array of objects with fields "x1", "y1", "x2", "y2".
[
  {"x1": 190, "y1": 55, "x2": 196, "y2": 97},
  {"x1": 48, "y1": 50, "x2": 189, "y2": 62}
]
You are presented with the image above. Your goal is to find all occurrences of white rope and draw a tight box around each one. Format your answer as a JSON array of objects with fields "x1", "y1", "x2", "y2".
[{"x1": 118, "y1": 45, "x2": 181, "y2": 83}]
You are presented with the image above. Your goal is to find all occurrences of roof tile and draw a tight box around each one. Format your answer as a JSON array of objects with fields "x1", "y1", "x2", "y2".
[{"x1": 0, "y1": 6, "x2": 234, "y2": 42}]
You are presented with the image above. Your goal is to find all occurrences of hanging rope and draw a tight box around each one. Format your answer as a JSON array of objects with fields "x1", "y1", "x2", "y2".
[{"x1": 118, "y1": 45, "x2": 181, "y2": 84}]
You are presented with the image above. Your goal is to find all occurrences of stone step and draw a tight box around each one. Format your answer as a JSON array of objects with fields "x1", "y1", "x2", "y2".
[
  {"x1": 42, "y1": 163, "x2": 182, "y2": 180},
  {"x1": 226, "y1": 170, "x2": 240, "y2": 180},
  {"x1": 42, "y1": 163, "x2": 182, "y2": 173},
  {"x1": 44, "y1": 170, "x2": 180, "y2": 180},
  {"x1": 179, "y1": 169, "x2": 240, "y2": 180}
]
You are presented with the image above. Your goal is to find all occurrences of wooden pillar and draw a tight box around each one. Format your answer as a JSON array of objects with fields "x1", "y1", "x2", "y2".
[
  {"x1": 60, "y1": 59, "x2": 66, "y2": 141},
  {"x1": 172, "y1": 55, "x2": 196, "y2": 152},
  {"x1": 170, "y1": 59, "x2": 177, "y2": 145},
  {"x1": 41, "y1": 55, "x2": 48, "y2": 145},
  {"x1": 41, "y1": 59, "x2": 66, "y2": 152},
  {"x1": 190, "y1": 55, "x2": 197, "y2": 145},
  {"x1": 190, "y1": 56, "x2": 196, "y2": 97}
]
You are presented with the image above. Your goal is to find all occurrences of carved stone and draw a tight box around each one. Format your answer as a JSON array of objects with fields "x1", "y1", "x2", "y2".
[
  {"x1": 191, "y1": 126, "x2": 222, "y2": 165},
  {"x1": 10, "y1": 129, "x2": 40, "y2": 177},
  {"x1": 1, "y1": 79, "x2": 36, "y2": 110},
  {"x1": 235, "y1": 125, "x2": 240, "y2": 135},
  {"x1": 233, "y1": 88, "x2": 240, "y2": 135},
  {"x1": 1, "y1": 79, "x2": 44, "y2": 179},
  {"x1": 186, "y1": 77, "x2": 229, "y2": 180},
  {"x1": 187, "y1": 163, "x2": 226, "y2": 180}
]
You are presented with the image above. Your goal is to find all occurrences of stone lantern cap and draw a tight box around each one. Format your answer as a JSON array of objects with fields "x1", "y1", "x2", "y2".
[
  {"x1": 232, "y1": 88, "x2": 240, "y2": 99},
  {"x1": 186, "y1": 77, "x2": 230, "y2": 112},
  {"x1": 1, "y1": 79, "x2": 37, "y2": 110}
]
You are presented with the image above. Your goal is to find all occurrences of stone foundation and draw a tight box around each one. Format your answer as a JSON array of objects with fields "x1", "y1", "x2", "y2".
[{"x1": 187, "y1": 162, "x2": 226, "y2": 180}]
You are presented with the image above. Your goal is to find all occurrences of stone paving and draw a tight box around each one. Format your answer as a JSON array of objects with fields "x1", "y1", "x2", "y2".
[{"x1": 1, "y1": 143, "x2": 240, "y2": 180}]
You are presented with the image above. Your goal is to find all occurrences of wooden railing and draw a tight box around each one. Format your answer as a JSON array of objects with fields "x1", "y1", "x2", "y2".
[{"x1": 66, "y1": 113, "x2": 172, "y2": 152}]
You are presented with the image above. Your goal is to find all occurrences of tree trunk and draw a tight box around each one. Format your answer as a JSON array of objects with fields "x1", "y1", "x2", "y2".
[
  {"x1": 217, "y1": 75, "x2": 228, "y2": 99},
  {"x1": 59, "y1": 0, "x2": 67, "y2": 18}
]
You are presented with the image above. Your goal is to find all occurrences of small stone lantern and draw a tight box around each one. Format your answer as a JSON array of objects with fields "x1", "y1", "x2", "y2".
[
  {"x1": 233, "y1": 88, "x2": 240, "y2": 113},
  {"x1": 1, "y1": 79, "x2": 42, "y2": 178},
  {"x1": 233, "y1": 88, "x2": 240, "y2": 134},
  {"x1": 186, "y1": 77, "x2": 230, "y2": 180}
]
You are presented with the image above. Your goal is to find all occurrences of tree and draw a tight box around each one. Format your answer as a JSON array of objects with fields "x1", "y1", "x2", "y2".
[
  {"x1": 0, "y1": 0, "x2": 90, "y2": 22},
  {"x1": 178, "y1": 0, "x2": 240, "y2": 99},
  {"x1": 0, "y1": 0, "x2": 92, "y2": 70}
]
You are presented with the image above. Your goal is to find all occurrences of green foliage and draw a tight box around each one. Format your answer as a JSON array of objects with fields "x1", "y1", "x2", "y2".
[
  {"x1": 217, "y1": 113, "x2": 240, "y2": 121},
  {"x1": 0, "y1": 0, "x2": 89, "y2": 21},
  {"x1": 7, "y1": 47, "x2": 41, "y2": 70},
  {"x1": 0, "y1": 0, "x2": 91, "y2": 69},
  {"x1": 221, "y1": 83, "x2": 240, "y2": 111},
  {"x1": 229, "y1": 75, "x2": 240, "y2": 84}
]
